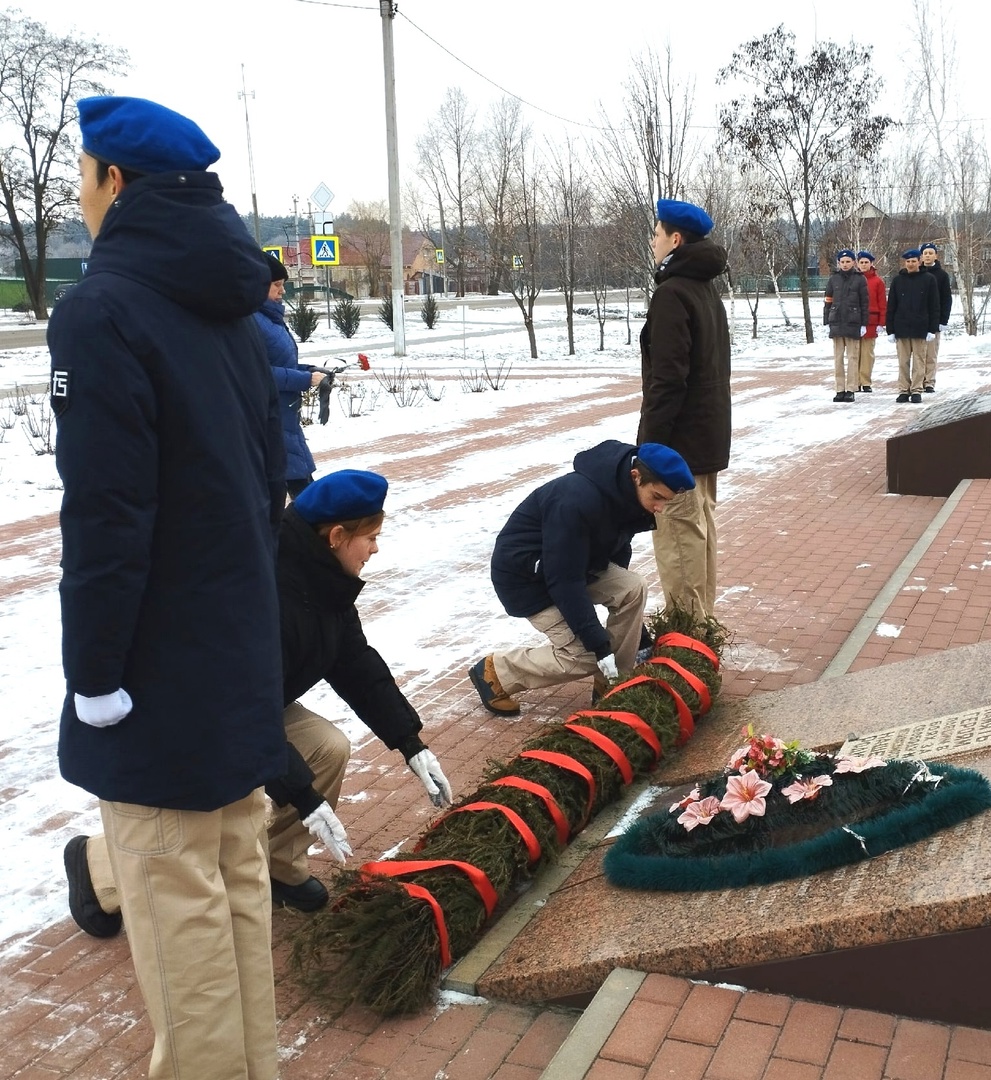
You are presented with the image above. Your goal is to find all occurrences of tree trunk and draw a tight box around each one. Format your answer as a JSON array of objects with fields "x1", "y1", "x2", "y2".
[
  {"x1": 565, "y1": 293, "x2": 575, "y2": 355},
  {"x1": 524, "y1": 314, "x2": 537, "y2": 359}
]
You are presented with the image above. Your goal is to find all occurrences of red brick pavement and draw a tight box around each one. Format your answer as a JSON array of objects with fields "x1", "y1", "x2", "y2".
[{"x1": 4, "y1": 358, "x2": 991, "y2": 1077}]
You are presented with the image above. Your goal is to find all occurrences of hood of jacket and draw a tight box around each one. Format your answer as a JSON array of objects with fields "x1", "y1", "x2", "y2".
[
  {"x1": 84, "y1": 171, "x2": 271, "y2": 321},
  {"x1": 572, "y1": 440, "x2": 656, "y2": 530},
  {"x1": 654, "y1": 237, "x2": 728, "y2": 286},
  {"x1": 277, "y1": 505, "x2": 366, "y2": 611}
]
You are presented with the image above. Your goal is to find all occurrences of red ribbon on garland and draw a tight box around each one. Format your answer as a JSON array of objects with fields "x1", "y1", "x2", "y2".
[
  {"x1": 647, "y1": 657, "x2": 712, "y2": 713},
  {"x1": 604, "y1": 674, "x2": 694, "y2": 744},
  {"x1": 400, "y1": 882, "x2": 452, "y2": 966},
  {"x1": 360, "y1": 859, "x2": 499, "y2": 916},
  {"x1": 563, "y1": 722, "x2": 634, "y2": 784},
  {"x1": 520, "y1": 749, "x2": 596, "y2": 820},
  {"x1": 416, "y1": 801, "x2": 541, "y2": 863},
  {"x1": 654, "y1": 632, "x2": 720, "y2": 670},
  {"x1": 488, "y1": 776, "x2": 571, "y2": 846},
  {"x1": 570, "y1": 709, "x2": 662, "y2": 767}
]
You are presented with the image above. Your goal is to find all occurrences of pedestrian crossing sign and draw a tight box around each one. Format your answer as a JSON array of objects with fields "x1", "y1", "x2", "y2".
[
  {"x1": 262, "y1": 245, "x2": 283, "y2": 262},
  {"x1": 310, "y1": 235, "x2": 340, "y2": 266}
]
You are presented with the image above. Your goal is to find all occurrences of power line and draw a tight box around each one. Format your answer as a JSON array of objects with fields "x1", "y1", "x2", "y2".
[
  {"x1": 395, "y1": 10, "x2": 610, "y2": 131},
  {"x1": 286, "y1": 1, "x2": 991, "y2": 133}
]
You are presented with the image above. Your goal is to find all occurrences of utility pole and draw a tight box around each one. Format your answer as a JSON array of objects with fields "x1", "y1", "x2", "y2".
[
  {"x1": 293, "y1": 194, "x2": 303, "y2": 296},
  {"x1": 238, "y1": 64, "x2": 261, "y2": 245},
  {"x1": 380, "y1": 0, "x2": 405, "y2": 356}
]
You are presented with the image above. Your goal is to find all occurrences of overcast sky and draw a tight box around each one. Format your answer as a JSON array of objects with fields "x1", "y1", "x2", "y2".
[{"x1": 19, "y1": 0, "x2": 983, "y2": 222}]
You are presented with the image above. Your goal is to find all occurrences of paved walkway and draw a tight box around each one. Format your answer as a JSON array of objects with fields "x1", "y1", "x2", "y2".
[{"x1": 3, "y1": 349, "x2": 991, "y2": 1078}]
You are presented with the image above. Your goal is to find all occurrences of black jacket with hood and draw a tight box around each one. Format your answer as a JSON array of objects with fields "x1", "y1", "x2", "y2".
[
  {"x1": 48, "y1": 170, "x2": 288, "y2": 811},
  {"x1": 886, "y1": 269, "x2": 940, "y2": 340},
  {"x1": 638, "y1": 238, "x2": 731, "y2": 476},
  {"x1": 919, "y1": 258, "x2": 953, "y2": 326},
  {"x1": 490, "y1": 440, "x2": 655, "y2": 660}
]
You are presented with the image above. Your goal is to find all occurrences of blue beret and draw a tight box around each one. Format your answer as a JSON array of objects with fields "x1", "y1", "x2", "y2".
[
  {"x1": 293, "y1": 469, "x2": 388, "y2": 524},
  {"x1": 634, "y1": 444, "x2": 695, "y2": 493},
  {"x1": 655, "y1": 199, "x2": 713, "y2": 237},
  {"x1": 856, "y1": 250, "x2": 875, "y2": 262},
  {"x1": 902, "y1": 248, "x2": 922, "y2": 259},
  {"x1": 78, "y1": 96, "x2": 220, "y2": 175},
  {"x1": 836, "y1": 249, "x2": 856, "y2": 261},
  {"x1": 921, "y1": 242, "x2": 937, "y2": 253}
]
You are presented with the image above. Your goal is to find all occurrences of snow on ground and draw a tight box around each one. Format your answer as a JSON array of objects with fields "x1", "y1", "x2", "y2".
[{"x1": 1, "y1": 295, "x2": 989, "y2": 953}]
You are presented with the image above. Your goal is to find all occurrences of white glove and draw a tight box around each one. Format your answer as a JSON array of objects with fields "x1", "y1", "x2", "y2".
[
  {"x1": 939, "y1": 324, "x2": 947, "y2": 333},
  {"x1": 887, "y1": 334, "x2": 896, "y2": 343},
  {"x1": 596, "y1": 654, "x2": 619, "y2": 680},
  {"x1": 926, "y1": 332, "x2": 936, "y2": 342},
  {"x1": 407, "y1": 749, "x2": 453, "y2": 807},
  {"x1": 74, "y1": 689, "x2": 133, "y2": 728},
  {"x1": 302, "y1": 801, "x2": 352, "y2": 864},
  {"x1": 860, "y1": 326, "x2": 867, "y2": 337}
]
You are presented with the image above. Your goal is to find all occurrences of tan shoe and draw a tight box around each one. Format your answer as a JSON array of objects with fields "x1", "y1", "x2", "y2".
[{"x1": 468, "y1": 655, "x2": 520, "y2": 715}]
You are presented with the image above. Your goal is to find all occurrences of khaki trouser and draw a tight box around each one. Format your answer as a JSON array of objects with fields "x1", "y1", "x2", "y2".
[
  {"x1": 266, "y1": 702, "x2": 349, "y2": 885},
  {"x1": 99, "y1": 789, "x2": 277, "y2": 1080},
  {"x1": 493, "y1": 562, "x2": 648, "y2": 694},
  {"x1": 832, "y1": 337, "x2": 861, "y2": 392},
  {"x1": 858, "y1": 337, "x2": 876, "y2": 388},
  {"x1": 924, "y1": 331, "x2": 940, "y2": 388},
  {"x1": 653, "y1": 472, "x2": 718, "y2": 619},
  {"x1": 896, "y1": 338, "x2": 927, "y2": 393}
]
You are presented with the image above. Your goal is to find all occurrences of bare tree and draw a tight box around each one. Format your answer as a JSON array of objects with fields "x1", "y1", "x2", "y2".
[
  {"x1": 718, "y1": 26, "x2": 892, "y2": 342},
  {"x1": 342, "y1": 200, "x2": 390, "y2": 298},
  {"x1": 504, "y1": 128, "x2": 544, "y2": 359},
  {"x1": 594, "y1": 45, "x2": 697, "y2": 302},
  {"x1": 908, "y1": 0, "x2": 989, "y2": 334},
  {"x1": 546, "y1": 135, "x2": 593, "y2": 355},
  {"x1": 415, "y1": 87, "x2": 477, "y2": 297},
  {"x1": 475, "y1": 97, "x2": 523, "y2": 296},
  {"x1": 0, "y1": 10, "x2": 127, "y2": 318}
]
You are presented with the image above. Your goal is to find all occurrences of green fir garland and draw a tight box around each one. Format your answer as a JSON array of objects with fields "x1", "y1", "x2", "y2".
[{"x1": 290, "y1": 609, "x2": 727, "y2": 1015}]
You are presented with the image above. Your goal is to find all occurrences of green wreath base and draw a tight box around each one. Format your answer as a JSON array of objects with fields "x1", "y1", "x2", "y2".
[{"x1": 604, "y1": 759, "x2": 991, "y2": 892}]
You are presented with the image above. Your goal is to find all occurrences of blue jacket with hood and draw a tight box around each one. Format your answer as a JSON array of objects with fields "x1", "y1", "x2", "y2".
[
  {"x1": 253, "y1": 299, "x2": 317, "y2": 481},
  {"x1": 48, "y1": 170, "x2": 288, "y2": 812},
  {"x1": 490, "y1": 440, "x2": 655, "y2": 660}
]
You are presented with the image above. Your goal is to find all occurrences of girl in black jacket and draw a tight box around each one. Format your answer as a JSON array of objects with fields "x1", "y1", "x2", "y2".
[{"x1": 266, "y1": 469, "x2": 453, "y2": 910}]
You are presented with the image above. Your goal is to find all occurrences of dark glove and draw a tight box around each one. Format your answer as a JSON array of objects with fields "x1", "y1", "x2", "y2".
[{"x1": 318, "y1": 375, "x2": 333, "y2": 425}]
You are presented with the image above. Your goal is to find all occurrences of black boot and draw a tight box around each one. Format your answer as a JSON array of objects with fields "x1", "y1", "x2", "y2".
[
  {"x1": 64, "y1": 836, "x2": 123, "y2": 938},
  {"x1": 271, "y1": 875, "x2": 329, "y2": 912}
]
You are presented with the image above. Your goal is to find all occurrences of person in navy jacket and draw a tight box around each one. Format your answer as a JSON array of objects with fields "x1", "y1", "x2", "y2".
[
  {"x1": 254, "y1": 254, "x2": 323, "y2": 496},
  {"x1": 469, "y1": 440, "x2": 694, "y2": 714},
  {"x1": 49, "y1": 95, "x2": 286, "y2": 1080}
]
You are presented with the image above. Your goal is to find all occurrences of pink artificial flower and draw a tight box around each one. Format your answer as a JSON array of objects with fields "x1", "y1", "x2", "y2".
[
  {"x1": 833, "y1": 755, "x2": 887, "y2": 774},
  {"x1": 727, "y1": 746, "x2": 750, "y2": 771},
  {"x1": 780, "y1": 774, "x2": 834, "y2": 803},
  {"x1": 720, "y1": 772, "x2": 773, "y2": 822},
  {"x1": 669, "y1": 785, "x2": 701, "y2": 813},
  {"x1": 677, "y1": 796, "x2": 723, "y2": 831}
]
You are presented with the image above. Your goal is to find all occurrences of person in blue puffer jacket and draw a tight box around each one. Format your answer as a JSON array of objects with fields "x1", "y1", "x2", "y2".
[{"x1": 255, "y1": 254, "x2": 323, "y2": 496}]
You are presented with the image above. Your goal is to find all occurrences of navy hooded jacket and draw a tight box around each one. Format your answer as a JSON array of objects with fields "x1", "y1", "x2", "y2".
[
  {"x1": 48, "y1": 170, "x2": 288, "y2": 811},
  {"x1": 253, "y1": 299, "x2": 317, "y2": 482},
  {"x1": 490, "y1": 441, "x2": 656, "y2": 659}
]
